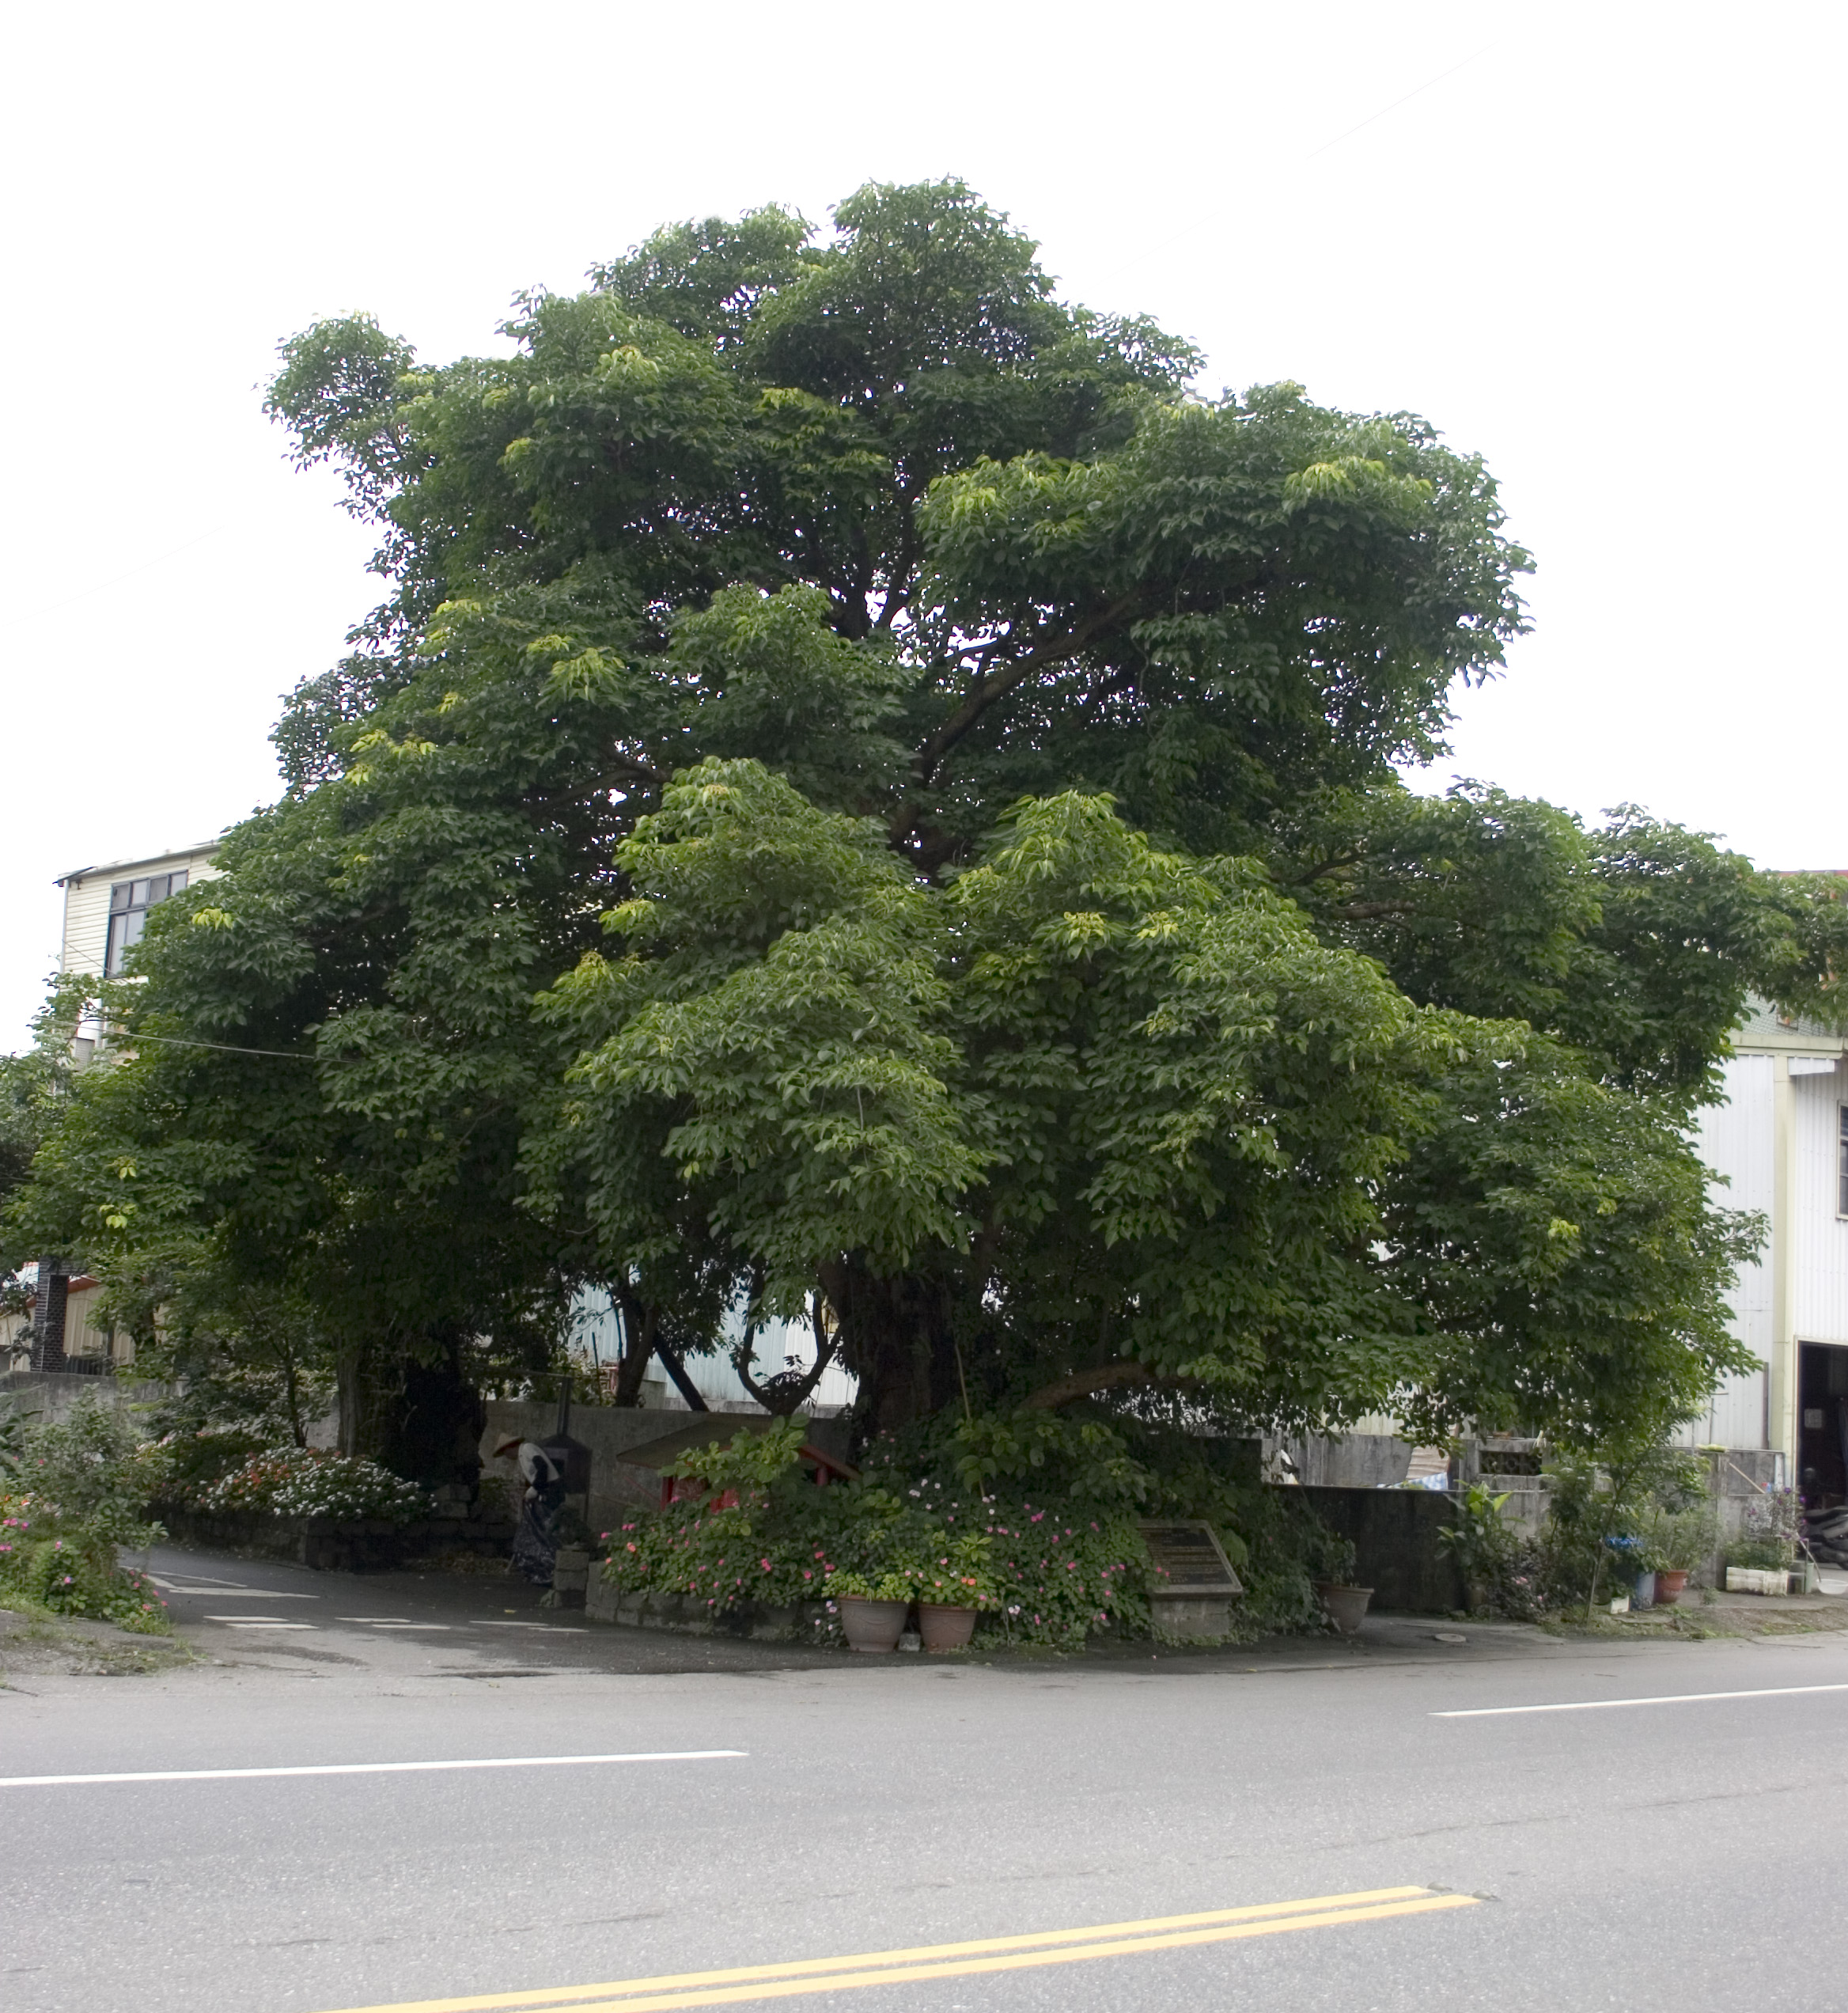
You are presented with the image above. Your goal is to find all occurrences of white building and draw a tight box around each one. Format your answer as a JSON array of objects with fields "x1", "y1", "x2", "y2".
[
  {"x1": 55, "y1": 840, "x2": 221, "y2": 988},
  {"x1": 12, "y1": 843, "x2": 222, "y2": 1367},
  {"x1": 1693, "y1": 1000, "x2": 1848, "y2": 1497}
]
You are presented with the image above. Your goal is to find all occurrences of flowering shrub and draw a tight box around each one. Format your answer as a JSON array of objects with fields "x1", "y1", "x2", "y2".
[
  {"x1": 195, "y1": 1447, "x2": 430, "y2": 1524},
  {"x1": 1729, "y1": 1487, "x2": 1800, "y2": 1571},
  {"x1": 601, "y1": 1495, "x2": 852, "y2": 1612},
  {"x1": 598, "y1": 1431, "x2": 1153, "y2": 1648},
  {"x1": 0, "y1": 1489, "x2": 170, "y2": 1633},
  {"x1": 975, "y1": 1501, "x2": 1150, "y2": 1647},
  {"x1": 136, "y1": 1424, "x2": 268, "y2": 1507},
  {"x1": 0, "y1": 1397, "x2": 172, "y2": 1634},
  {"x1": 272, "y1": 1456, "x2": 429, "y2": 1523}
]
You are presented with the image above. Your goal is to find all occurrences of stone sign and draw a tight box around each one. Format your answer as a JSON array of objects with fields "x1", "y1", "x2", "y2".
[{"x1": 1138, "y1": 1520, "x2": 1243, "y2": 1638}]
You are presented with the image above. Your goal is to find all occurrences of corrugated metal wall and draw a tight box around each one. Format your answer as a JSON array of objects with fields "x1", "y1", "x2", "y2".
[
  {"x1": 1692, "y1": 1056, "x2": 1775, "y2": 1448},
  {"x1": 569, "y1": 1291, "x2": 860, "y2": 1415}
]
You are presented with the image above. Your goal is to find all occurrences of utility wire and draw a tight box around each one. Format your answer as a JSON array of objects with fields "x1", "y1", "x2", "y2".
[
  {"x1": 1136, "y1": 37, "x2": 1506, "y2": 265},
  {"x1": 1303, "y1": 41, "x2": 1501, "y2": 161},
  {"x1": 100, "y1": 1030, "x2": 320, "y2": 1061}
]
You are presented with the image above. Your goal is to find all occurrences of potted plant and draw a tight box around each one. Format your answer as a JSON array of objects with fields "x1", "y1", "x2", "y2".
[
  {"x1": 1725, "y1": 1487, "x2": 1799, "y2": 1594},
  {"x1": 1312, "y1": 1534, "x2": 1373, "y2": 1636},
  {"x1": 914, "y1": 1534, "x2": 994, "y2": 1651},
  {"x1": 829, "y1": 1570, "x2": 912, "y2": 1652},
  {"x1": 1646, "y1": 1504, "x2": 1715, "y2": 1605},
  {"x1": 1437, "y1": 1484, "x2": 1514, "y2": 1613}
]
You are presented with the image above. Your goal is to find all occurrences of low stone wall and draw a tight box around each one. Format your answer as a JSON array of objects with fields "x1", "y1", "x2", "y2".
[
  {"x1": 2, "y1": 1370, "x2": 172, "y2": 1424},
  {"x1": 157, "y1": 1506, "x2": 515, "y2": 1573},
  {"x1": 1297, "y1": 1484, "x2": 1467, "y2": 1613},
  {"x1": 584, "y1": 1560, "x2": 831, "y2": 1642}
]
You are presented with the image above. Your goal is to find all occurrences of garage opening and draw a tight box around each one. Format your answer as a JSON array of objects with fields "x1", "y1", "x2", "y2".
[{"x1": 1799, "y1": 1342, "x2": 1848, "y2": 1509}]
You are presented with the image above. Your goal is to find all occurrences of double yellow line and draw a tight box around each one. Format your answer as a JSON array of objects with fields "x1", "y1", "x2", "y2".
[{"x1": 327, "y1": 1886, "x2": 1478, "y2": 2013}]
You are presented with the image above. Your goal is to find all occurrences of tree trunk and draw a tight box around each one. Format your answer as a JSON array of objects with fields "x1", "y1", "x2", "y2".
[
  {"x1": 381, "y1": 1334, "x2": 487, "y2": 1491},
  {"x1": 820, "y1": 1260, "x2": 960, "y2": 1438},
  {"x1": 336, "y1": 1333, "x2": 405, "y2": 1461},
  {"x1": 609, "y1": 1285, "x2": 660, "y2": 1407}
]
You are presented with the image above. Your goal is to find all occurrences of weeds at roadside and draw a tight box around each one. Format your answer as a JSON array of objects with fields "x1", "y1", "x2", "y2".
[{"x1": 0, "y1": 1602, "x2": 196, "y2": 1681}]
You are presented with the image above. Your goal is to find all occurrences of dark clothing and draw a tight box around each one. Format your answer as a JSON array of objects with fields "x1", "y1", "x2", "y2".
[{"x1": 510, "y1": 1443, "x2": 565, "y2": 1586}]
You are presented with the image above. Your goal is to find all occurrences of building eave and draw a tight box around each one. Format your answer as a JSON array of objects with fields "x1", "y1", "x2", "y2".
[{"x1": 55, "y1": 841, "x2": 222, "y2": 888}]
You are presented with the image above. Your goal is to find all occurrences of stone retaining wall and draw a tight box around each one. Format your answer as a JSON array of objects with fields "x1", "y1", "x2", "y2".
[
  {"x1": 2, "y1": 1370, "x2": 172, "y2": 1424},
  {"x1": 584, "y1": 1560, "x2": 831, "y2": 1642}
]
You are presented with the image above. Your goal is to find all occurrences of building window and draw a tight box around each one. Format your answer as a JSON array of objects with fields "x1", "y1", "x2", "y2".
[
  {"x1": 1840, "y1": 1105, "x2": 1848, "y2": 1217},
  {"x1": 104, "y1": 871, "x2": 187, "y2": 976}
]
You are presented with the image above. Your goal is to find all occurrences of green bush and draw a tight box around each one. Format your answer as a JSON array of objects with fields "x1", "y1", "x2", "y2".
[
  {"x1": 1540, "y1": 1445, "x2": 1715, "y2": 1611},
  {"x1": 1726, "y1": 1488, "x2": 1798, "y2": 1571},
  {"x1": 599, "y1": 1428, "x2": 1153, "y2": 1647},
  {"x1": 18, "y1": 1397, "x2": 167, "y2": 1549},
  {"x1": 864, "y1": 1408, "x2": 1353, "y2": 1640},
  {"x1": 1437, "y1": 1484, "x2": 1548, "y2": 1619},
  {"x1": 0, "y1": 1494, "x2": 169, "y2": 1632},
  {"x1": 0, "y1": 1394, "x2": 172, "y2": 1632}
]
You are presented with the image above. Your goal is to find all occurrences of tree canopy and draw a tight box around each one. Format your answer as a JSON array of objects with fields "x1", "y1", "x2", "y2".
[{"x1": 9, "y1": 179, "x2": 1847, "y2": 1465}]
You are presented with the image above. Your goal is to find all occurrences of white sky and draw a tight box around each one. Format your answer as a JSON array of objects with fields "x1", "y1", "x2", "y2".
[{"x1": 4, "y1": 1, "x2": 1841, "y2": 1050}]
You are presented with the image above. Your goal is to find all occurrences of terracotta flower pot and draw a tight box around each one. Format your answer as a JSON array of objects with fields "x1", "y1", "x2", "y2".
[
  {"x1": 1653, "y1": 1568, "x2": 1689, "y2": 1605},
  {"x1": 918, "y1": 1602, "x2": 978, "y2": 1651},
  {"x1": 837, "y1": 1596, "x2": 908, "y2": 1652},
  {"x1": 1314, "y1": 1583, "x2": 1374, "y2": 1636}
]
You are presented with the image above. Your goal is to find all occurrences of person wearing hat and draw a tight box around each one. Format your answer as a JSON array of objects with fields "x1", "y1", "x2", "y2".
[{"x1": 496, "y1": 1434, "x2": 566, "y2": 1587}]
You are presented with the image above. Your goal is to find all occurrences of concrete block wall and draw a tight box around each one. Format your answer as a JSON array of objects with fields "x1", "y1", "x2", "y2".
[
  {"x1": 0, "y1": 1370, "x2": 172, "y2": 1425},
  {"x1": 1297, "y1": 1484, "x2": 1468, "y2": 1613},
  {"x1": 476, "y1": 1404, "x2": 853, "y2": 1541}
]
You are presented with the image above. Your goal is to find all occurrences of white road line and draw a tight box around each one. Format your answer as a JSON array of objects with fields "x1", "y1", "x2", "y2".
[
  {"x1": 336, "y1": 1620, "x2": 453, "y2": 1630},
  {"x1": 0, "y1": 1752, "x2": 748, "y2": 1789},
  {"x1": 221, "y1": 1622, "x2": 317, "y2": 1632},
  {"x1": 1435, "y1": 1681, "x2": 1848, "y2": 1718},
  {"x1": 165, "y1": 1589, "x2": 320, "y2": 1599},
  {"x1": 475, "y1": 1621, "x2": 579, "y2": 1632}
]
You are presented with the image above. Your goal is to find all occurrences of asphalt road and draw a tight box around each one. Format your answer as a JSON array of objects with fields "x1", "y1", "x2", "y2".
[{"x1": 6, "y1": 1544, "x2": 1848, "y2": 2013}]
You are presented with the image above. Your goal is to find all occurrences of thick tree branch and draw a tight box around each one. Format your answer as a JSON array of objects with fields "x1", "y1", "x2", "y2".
[
  {"x1": 733, "y1": 1295, "x2": 841, "y2": 1416},
  {"x1": 1324, "y1": 900, "x2": 1420, "y2": 921},
  {"x1": 911, "y1": 593, "x2": 1145, "y2": 785},
  {"x1": 653, "y1": 1338, "x2": 710, "y2": 1411},
  {"x1": 1019, "y1": 1359, "x2": 1168, "y2": 1410},
  {"x1": 1285, "y1": 852, "x2": 1362, "y2": 889},
  {"x1": 600, "y1": 749, "x2": 666, "y2": 790}
]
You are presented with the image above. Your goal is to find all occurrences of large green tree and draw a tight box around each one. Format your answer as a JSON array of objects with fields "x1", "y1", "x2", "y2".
[{"x1": 9, "y1": 180, "x2": 1843, "y2": 1461}]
